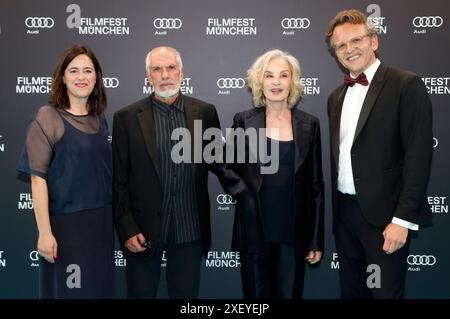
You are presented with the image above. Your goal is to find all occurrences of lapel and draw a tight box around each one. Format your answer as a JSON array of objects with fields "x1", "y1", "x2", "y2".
[
  {"x1": 292, "y1": 109, "x2": 312, "y2": 173},
  {"x1": 329, "y1": 85, "x2": 347, "y2": 166},
  {"x1": 246, "y1": 107, "x2": 266, "y2": 129},
  {"x1": 243, "y1": 108, "x2": 265, "y2": 191},
  {"x1": 183, "y1": 96, "x2": 200, "y2": 177},
  {"x1": 245, "y1": 107, "x2": 266, "y2": 167},
  {"x1": 353, "y1": 63, "x2": 387, "y2": 143},
  {"x1": 137, "y1": 96, "x2": 161, "y2": 181}
]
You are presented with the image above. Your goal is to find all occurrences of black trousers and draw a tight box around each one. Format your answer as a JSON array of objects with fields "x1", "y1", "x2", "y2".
[
  {"x1": 126, "y1": 239, "x2": 202, "y2": 299},
  {"x1": 240, "y1": 242, "x2": 305, "y2": 299},
  {"x1": 335, "y1": 192, "x2": 410, "y2": 299}
]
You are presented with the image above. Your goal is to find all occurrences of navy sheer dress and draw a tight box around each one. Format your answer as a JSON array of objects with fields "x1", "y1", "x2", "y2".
[{"x1": 18, "y1": 106, "x2": 115, "y2": 298}]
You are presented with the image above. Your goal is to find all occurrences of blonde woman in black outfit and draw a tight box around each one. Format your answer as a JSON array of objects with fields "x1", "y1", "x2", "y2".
[{"x1": 230, "y1": 49, "x2": 324, "y2": 299}]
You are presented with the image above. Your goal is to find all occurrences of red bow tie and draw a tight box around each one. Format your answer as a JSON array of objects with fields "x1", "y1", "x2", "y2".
[{"x1": 344, "y1": 73, "x2": 369, "y2": 87}]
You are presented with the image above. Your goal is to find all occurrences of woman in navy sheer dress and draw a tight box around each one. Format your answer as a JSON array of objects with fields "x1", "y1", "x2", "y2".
[
  {"x1": 230, "y1": 49, "x2": 324, "y2": 299},
  {"x1": 17, "y1": 45, "x2": 114, "y2": 298}
]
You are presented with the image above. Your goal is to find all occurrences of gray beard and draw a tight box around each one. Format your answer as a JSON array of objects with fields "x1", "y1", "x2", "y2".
[{"x1": 154, "y1": 85, "x2": 180, "y2": 99}]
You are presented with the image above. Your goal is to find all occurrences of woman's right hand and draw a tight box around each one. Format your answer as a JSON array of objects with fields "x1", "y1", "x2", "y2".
[{"x1": 37, "y1": 233, "x2": 58, "y2": 263}]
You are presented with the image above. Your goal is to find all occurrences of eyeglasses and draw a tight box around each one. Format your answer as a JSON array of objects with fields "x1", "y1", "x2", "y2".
[{"x1": 333, "y1": 34, "x2": 372, "y2": 54}]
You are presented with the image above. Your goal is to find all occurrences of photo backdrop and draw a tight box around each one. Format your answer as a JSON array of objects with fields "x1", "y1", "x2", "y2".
[{"x1": 0, "y1": 0, "x2": 449, "y2": 298}]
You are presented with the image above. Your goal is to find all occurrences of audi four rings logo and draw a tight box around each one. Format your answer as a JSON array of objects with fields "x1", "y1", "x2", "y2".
[
  {"x1": 103, "y1": 77, "x2": 119, "y2": 88},
  {"x1": 29, "y1": 250, "x2": 39, "y2": 261},
  {"x1": 216, "y1": 194, "x2": 236, "y2": 205},
  {"x1": 25, "y1": 17, "x2": 54, "y2": 28},
  {"x1": 407, "y1": 255, "x2": 436, "y2": 266},
  {"x1": 153, "y1": 18, "x2": 182, "y2": 29},
  {"x1": 281, "y1": 18, "x2": 310, "y2": 29},
  {"x1": 217, "y1": 78, "x2": 245, "y2": 89},
  {"x1": 413, "y1": 16, "x2": 443, "y2": 28}
]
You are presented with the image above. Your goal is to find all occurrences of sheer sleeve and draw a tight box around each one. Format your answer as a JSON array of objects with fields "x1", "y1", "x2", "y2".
[{"x1": 17, "y1": 106, "x2": 64, "y2": 179}]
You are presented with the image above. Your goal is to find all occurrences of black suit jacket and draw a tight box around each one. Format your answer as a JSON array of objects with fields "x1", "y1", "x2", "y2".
[
  {"x1": 229, "y1": 107, "x2": 324, "y2": 258},
  {"x1": 112, "y1": 94, "x2": 245, "y2": 260},
  {"x1": 327, "y1": 63, "x2": 433, "y2": 230}
]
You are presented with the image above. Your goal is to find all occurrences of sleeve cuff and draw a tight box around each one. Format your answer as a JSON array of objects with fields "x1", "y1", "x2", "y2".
[{"x1": 392, "y1": 217, "x2": 419, "y2": 231}]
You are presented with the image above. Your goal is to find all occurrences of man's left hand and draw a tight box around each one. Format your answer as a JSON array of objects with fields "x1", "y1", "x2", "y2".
[{"x1": 382, "y1": 223, "x2": 408, "y2": 254}]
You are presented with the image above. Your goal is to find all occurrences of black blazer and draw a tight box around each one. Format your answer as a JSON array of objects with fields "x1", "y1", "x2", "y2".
[
  {"x1": 230, "y1": 107, "x2": 324, "y2": 258},
  {"x1": 112, "y1": 94, "x2": 245, "y2": 260},
  {"x1": 327, "y1": 63, "x2": 433, "y2": 230}
]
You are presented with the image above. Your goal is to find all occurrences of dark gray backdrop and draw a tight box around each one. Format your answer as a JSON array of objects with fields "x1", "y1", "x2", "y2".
[{"x1": 0, "y1": 0, "x2": 448, "y2": 298}]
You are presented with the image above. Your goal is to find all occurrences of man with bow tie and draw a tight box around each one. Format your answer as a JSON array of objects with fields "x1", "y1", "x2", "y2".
[{"x1": 326, "y1": 9, "x2": 433, "y2": 298}]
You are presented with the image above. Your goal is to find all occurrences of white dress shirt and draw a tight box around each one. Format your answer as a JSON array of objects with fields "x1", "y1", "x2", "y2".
[{"x1": 337, "y1": 59, "x2": 418, "y2": 230}]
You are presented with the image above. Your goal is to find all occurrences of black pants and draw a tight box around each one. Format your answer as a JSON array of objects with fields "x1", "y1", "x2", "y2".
[
  {"x1": 240, "y1": 242, "x2": 304, "y2": 299},
  {"x1": 335, "y1": 192, "x2": 410, "y2": 299},
  {"x1": 126, "y1": 240, "x2": 202, "y2": 299}
]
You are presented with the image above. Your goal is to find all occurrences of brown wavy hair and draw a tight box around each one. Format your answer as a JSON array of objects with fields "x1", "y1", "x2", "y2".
[
  {"x1": 49, "y1": 44, "x2": 107, "y2": 115},
  {"x1": 326, "y1": 9, "x2": 379, "y2": 57}
]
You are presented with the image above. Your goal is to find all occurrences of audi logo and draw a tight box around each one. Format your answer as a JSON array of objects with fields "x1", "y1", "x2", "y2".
[
  {"x1": 29, "y1": 250, "x2": 39, "y2": 261},
  {"x1": 153, "y1": 18, "x2": 182, "y2": 29},
  {"x1": 407, "y1": 255, "x2": 436, "y2": 266},
  {"x1": 25, "y1": 17, "x2": 54, "y2": 28},
  {"x1": 413, "y1": 16, "x2": 443, "y2": 28},
  {"x1": 433, "y1": 137, "x2": 438, "y2": 148},
  {"x1": 216, "y1": 194, "x2": 236, "y2": 205},
  {"x1": 281, "y1": 18, "x2": 310, "y2": 29},
  {"x1": 103, "y1": 77, "x2": 119, "y2": 88},
  {"x1": 217, "y1": 78, "x2": 245, "y2": 89}
]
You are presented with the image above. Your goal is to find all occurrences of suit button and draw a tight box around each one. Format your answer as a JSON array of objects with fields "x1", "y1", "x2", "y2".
[{"x1": 355, "y1": 178, "x2": 360, "y2": 182}]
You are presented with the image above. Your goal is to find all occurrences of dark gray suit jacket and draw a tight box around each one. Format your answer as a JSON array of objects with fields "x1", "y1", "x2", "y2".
[{"x1": 112, "y1": 94, "x2": 245, "y2": 260}]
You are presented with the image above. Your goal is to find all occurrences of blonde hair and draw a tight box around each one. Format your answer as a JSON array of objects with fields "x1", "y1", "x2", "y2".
[{"x1": 247, "y1": 49, "x2": 304, "y2": 108}]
